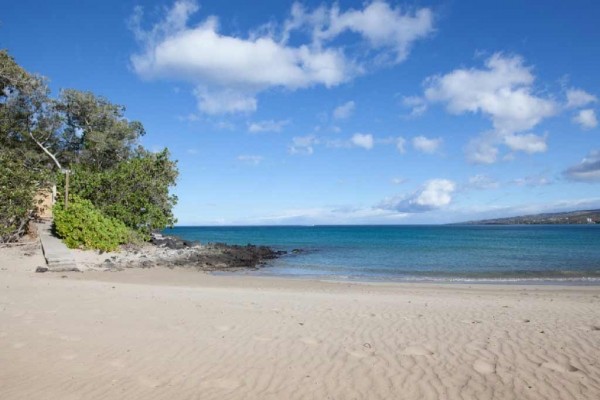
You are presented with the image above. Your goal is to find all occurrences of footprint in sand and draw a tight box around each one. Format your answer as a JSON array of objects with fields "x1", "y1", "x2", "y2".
[
  {"x1": 12, "y1": 342, "x2": 26, "y2": 349},
  {"x1": 473, "y1": 359, "x2": 496, "y2": 375},
  {"x1": 61, "y1": 353, "x2": 78, "y2": 361},
  {"x1": 401, "y1": 346, "x2": 433, "y2": 356},
  {"x1": 541, "y1": 362, "x2": 579, "y2": 373}
]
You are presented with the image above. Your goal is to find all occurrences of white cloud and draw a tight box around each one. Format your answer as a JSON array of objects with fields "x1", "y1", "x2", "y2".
[
  {"x1": 391, "y1": 177, "x2": 407, "y2": 185},
  {"x1": 563, "y1": 150, "x2": 600, "y2": 182},
  {"x1": 513, "y1": 175, "x2": 552, "y2": 187},
  {"x1": 248, "y1": 119, "x2": 289, "y2": 133},
  {"x1": 194, "y1": 87, "x2": 257, "y2": 114},
  {"x1": 379, "y1": 179, "x2": 456, "y2": 213},
  {"x1": 333, "y1": 100, "x2": 355, "y2": 119},
  {"x1": 467, "y1": 174, "x2": 499, "y2": 190},
  {"x1": 412, "y1": 135, "x2": 442, "y2": 154},
  {"x1": 566, "y1": 88, "x2": 597, "y2": 109},
  {"x1": 465, "y1": 134, "x2": 499, "y2": 164},
  {"x1": 310, "y1": 1, "x2": 434, "y2": 63},
  {"x1": 424, "y1": 53, "x2": 558, "y2": 134},
  {"x1": 419, "y1": 53, "x2": 560, "y2": 163},
  {"x1": 402, "y1": 95, "x2": 427, "y2": 116},
  {"x1": 130, "y1": 1, "x2": 433, "y2": 114},
  {"x1": 289, "y1": 135, "x2": 319, "y2": 155},
  {"x1": 237, "y1": 155, "x2": 263, "y2": 165},
  {"x1": 396, "y1": 137, "x2": 407, "y2": 153},
  {"x1": 351, "y1": 133, "x2": 374, "y2": 149},
  {"x1": 573, "y1": 109, "x2": 598, "y2": 130},
  {"x1": 503, "y1": 133, "x2": 547, "y2": 154}
]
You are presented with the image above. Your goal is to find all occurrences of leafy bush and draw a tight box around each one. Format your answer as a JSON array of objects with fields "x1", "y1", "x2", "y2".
[
  {"x1": 53, "y1": 196, "x2": 132, "y2": 251},
  {"x1": 0, "y1": 149, "x2": 44, "y2": 242},
  {"x1": 58, "y1": 149, "x2": 178, "y2": 238}
]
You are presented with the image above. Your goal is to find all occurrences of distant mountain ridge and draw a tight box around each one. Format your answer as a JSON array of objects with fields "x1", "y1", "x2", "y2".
[{"x1": 459, "y1": 209, "x2": 600, "y2": 225}]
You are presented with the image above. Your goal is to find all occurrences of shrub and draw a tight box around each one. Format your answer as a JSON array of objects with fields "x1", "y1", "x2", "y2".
[
  {"x1": 0, "y1": 149, "x2": 44, "y2": 242},
  {"x1": 53, "y1": 196, "x2": 131, "y2": 251},
  {"x1": 57, "y1": 149, "x2": 178, "y2": 239}
]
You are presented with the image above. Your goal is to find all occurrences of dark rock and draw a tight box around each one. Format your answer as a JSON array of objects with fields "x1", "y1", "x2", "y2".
[{"x1": 35, "y1": 266, "x2": 48, "y2": 273}]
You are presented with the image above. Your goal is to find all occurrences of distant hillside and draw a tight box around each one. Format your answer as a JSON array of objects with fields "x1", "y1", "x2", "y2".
[{"x1": 459, "y1": 209, "x2": 600, "y2": 225}]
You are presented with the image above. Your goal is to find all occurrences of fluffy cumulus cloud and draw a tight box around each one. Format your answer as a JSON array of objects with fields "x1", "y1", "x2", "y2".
[
  {"x1": 248, "y1": 119, "x2": 289, "y2": 133},
  {"x1": 417, "y1": 53, "x2": 558, "y2": 163},
  {"x1": 572, "y1": 109, "x2": 598, "y2": 130},
  {"x1": 412, "y1": 135, "x2": 442, "y2": 154},
  {"x1": 424, "y1": 54, "x2": 557, "y2": 133},
  {"x1": 566, "y1": 88, "x2": 597, "y2": 109},
  {"x1": 333, "y1": 101, "x2": 356, "y2": 119},
  {"x1": 563, "y1": 150, "x2": 600, "y2": 182},
  {"x1": 130, "y1": 0, "x2": 433, "y2": 114},
  {"x1": 286, "y1": 1, "x2": 434, "y2": 64},
  {"x1": 350, "y1": 133, "x2": 374, "y2": 149},
  {"x1": 379, "y1": 179, "x2": 456, "y2": 213}
]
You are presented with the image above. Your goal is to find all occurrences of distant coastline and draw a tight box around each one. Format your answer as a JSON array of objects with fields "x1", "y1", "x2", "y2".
[{"x1": 456, "y1": 209, "x2": 600, "y2": 225}]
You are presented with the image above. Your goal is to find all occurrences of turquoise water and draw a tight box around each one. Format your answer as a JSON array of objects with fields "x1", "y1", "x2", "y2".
[{"x1": 164, "y1": 225, "x2": 600, "y2": 283}]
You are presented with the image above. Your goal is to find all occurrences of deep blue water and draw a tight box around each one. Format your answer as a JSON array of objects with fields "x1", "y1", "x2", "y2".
[{"x1": 164, "y1": 225, "x2": 600, "y2": 283}]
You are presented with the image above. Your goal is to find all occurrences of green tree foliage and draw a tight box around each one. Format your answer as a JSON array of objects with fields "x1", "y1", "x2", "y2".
[
  {"x1": 53, "y1": 196, "x2": 131, "y2": 252},
  {"x1": 0, "y1": 49, "x2": 179, "y2": 244},
  {"x1": 59, "y1": 149, "x2": 178, "y2": 237},
  {"x1": 57, "y1": 90, "x2": 146, "y2": 170},
  {"x1": 0, "y1": 149, "x2": 47, "y2": 242},
  {"x1": 0, "y1": 50, "x2": 62, "y2": 168}
]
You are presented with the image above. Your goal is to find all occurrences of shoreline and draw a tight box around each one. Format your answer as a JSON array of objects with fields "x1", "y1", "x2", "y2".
[
  {"x1": 2, "y1": 244, "x2": 600, "y2": 399},
  {"x1": 0, "y1": 242, "x2": 600, "y2": 400}
]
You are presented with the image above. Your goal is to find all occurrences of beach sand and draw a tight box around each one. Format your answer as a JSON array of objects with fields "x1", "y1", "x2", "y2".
[{"x1": 1, "y1": 244, "x2": 599, "y2": 399}]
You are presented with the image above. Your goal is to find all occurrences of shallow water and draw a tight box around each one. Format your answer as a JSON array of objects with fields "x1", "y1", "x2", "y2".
[{"x1": 164, "y1": 225, "x2": 600, "y2": 283}]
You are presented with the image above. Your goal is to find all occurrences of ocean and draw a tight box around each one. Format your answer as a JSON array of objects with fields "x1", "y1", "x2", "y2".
[{"x1": 164, "y1": 225, "x2": 600, "y2": 283}]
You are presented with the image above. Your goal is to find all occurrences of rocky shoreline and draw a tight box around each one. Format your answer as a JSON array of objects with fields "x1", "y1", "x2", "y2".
[{"x1": 94, "y1": 233, "x2": 289, "y2": 272}]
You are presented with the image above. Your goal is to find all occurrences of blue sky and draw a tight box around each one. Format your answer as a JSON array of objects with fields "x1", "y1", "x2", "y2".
[{"x1": 3, "y1": 0, "x2": 600, "y2": 225}]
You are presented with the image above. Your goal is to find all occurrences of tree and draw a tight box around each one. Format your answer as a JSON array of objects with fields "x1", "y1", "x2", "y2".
[
  {"x1": 56, "y1": 89, "x2": 145, "y2": 170},
  {"x1": 1, "y1": 50, "x2": 58, "y2": 242},
  {"x1": 1, "y1": 50, "x2": 62, "y2": 169},
  {"x1": 1, "y1": 49, "x2": 179, "y2": 243}
]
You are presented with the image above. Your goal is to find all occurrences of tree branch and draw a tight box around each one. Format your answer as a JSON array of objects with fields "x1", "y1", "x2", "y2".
[{"x1": 29, "y1": 131, "x2": 62, "y2": 170}]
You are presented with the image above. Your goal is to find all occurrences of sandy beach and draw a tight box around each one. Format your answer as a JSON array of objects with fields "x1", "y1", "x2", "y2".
[{"x1": 1, "y1": 243, "x2": 599, "y2": 400}]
